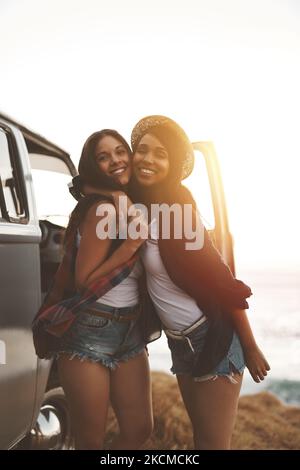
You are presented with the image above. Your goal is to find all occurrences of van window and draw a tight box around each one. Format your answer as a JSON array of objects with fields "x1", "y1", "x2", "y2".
[
  {"x1": 29, "y1": 154, "x2": 75, "y2": 227},
  {"x1": 0, "y1": 128, "x2": 27, "y2": 222}
]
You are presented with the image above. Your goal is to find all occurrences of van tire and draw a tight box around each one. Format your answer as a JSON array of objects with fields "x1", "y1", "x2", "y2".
[{"x1": 21, "y1": 387, "x2": 74, "y2": 450}]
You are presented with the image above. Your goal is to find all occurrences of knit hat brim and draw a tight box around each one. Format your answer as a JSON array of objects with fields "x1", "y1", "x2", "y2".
[{"x1": 131, "y1": 115, "x2": 194, "y2": 180}]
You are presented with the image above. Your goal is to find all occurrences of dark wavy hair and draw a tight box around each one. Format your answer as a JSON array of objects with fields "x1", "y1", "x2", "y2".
[
  {"x1": 78, "y1": 129, "x2": 132, "y2": 190},
  {"x1": 129, "y1": 126, "x2": 196, "y2": 210},
  {"x1": 64, "y1": 129, "x2": 131, "y2": 250}
]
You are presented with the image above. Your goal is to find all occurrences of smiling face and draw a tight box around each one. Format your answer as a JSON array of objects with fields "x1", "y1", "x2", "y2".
[
  {"x1": 95, "y1": 135, "x2": 131, "y2": 185},
  {"x1": 133, "y1": 133, "x2": 170, "y2": 187}
]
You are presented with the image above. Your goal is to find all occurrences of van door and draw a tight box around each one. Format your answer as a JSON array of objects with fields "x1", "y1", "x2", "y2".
[
  {"x1": 184, "y1": 142, "x2": 235, "y2": 274},
  {"x1": 0, "y1": 123, "x2": 40, "y2": 448}
]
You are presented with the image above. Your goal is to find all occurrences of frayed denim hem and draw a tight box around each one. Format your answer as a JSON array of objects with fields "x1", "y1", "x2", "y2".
[
  {"x1": 171, "y1": 363, "x2": 245, "y2": 384},
  {"x1": 193, "y1": 368, "x2": 244, "y2": 384},
  {"x1": 117, "y1": 345, "x2": 146, "y2": 366},
  {"x1": 54, "y1": 345, "x2": 146, "y2": 370}
]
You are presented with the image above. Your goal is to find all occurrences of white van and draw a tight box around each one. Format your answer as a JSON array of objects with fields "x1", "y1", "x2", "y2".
[{"x1": 0, "y1": 112, "x2": 235, "y2": 449}]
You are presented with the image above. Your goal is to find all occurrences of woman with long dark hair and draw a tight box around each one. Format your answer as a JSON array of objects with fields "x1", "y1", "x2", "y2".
[
  {"x1": 129, "y1": 115, "x2": 270, "y2": 450},
  {"x1": 33, "y1": 129, "x2": 153, "y2": 450}
]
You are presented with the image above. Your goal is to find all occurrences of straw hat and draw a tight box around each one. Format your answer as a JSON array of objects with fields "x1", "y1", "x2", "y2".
[{"x1": 131, "y1": 115, "x2": 194, "y2": 180}]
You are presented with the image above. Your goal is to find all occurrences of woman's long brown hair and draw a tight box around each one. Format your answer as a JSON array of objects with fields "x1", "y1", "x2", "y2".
[{"x1": 64, "y1": 129, "x2": 131, "y2": 251}]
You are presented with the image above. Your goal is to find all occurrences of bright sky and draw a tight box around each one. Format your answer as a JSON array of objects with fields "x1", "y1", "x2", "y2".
[{"x1": 1, "y1": 0, "x2": 299, "y2": 271}]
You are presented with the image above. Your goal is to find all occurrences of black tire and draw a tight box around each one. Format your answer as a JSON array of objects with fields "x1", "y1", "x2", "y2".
[{"x1": 21, "y1": 387, "x2": 74, "y2": 450}]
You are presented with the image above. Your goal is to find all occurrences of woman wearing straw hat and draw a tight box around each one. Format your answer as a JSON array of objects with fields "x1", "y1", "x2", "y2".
[{"x1": 129, "y1": 115, "x2": 270, "y2": 450}]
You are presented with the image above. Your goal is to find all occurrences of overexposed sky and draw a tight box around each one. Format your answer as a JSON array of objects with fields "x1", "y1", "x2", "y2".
[{"x1": 1, "y1": 0, "x2": 300, "y2": 270}]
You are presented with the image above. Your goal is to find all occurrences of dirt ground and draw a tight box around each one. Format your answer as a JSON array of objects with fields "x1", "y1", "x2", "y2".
[{"x1": 105, "y1": 371, "x2": 300, "y2": 450}]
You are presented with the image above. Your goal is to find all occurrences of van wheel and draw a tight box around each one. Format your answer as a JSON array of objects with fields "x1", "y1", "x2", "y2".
[{"x1": 24, "y1": 387, "x2": 74, "y2": 450}]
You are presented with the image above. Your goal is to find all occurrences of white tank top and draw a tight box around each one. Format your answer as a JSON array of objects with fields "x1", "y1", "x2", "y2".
[
  {"x1": 141, "y1": 219, "x2": 205, "y2": 330},
  {"x1": 77, "y1": 231, "x2": 141, "y2": 307}
]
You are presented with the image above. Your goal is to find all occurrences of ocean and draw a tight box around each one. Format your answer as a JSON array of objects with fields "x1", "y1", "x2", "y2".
[{"x1": 147, "y1": 269, "x2": 300, "y2": 406}]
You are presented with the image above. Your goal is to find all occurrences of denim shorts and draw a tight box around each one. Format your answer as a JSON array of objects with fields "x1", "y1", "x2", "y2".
[
  {"x1": 55, "y1": 302, "x2": 145, "y2": 370},
  {"x1": 166, "y1": 319, "x2": 245, "y2": 383}
]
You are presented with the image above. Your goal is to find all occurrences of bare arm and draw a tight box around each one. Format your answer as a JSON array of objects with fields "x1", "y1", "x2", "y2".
[
  {"x1": 81, "y1": 239, "x2": 143, "y2": 287},
  {"x1": 75, "y1": 200, "x2": 146, "y2": 290},
  {"x1": 230, "y1": 309, "x2": 270, "y2": 383},
  {"x1": 81, "y1": 182, "x2": 108, "y2": 196},
  {"x1": 81, "y1": 183, "x2": 125, "y2": 206}
]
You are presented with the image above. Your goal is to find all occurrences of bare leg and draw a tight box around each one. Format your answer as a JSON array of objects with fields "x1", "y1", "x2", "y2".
[
  {"x1": 110, "y1": 350, "x2": 153, "y2": 450},
  {"x1": 57, "y1": 354, "x2": 110, "y2": 449},
  {"x1": 177, "y1": 372, "x2": 243, "y2": 449}
]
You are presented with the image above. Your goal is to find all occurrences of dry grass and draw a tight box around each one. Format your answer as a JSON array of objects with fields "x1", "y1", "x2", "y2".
[{"x1": 105, "y1": 372, "x2": 300, "y2": 450}]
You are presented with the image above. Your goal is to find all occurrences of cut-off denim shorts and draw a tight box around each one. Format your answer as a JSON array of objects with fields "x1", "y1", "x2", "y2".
[
  {"x1": 55, "y1": 302, "x2": 146, "y2": 370},
  {"x1": 166, "y1": 318, "x2": 245, "y2": 383}
]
